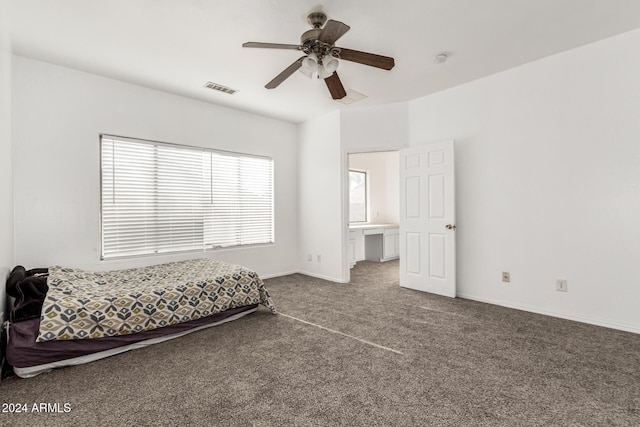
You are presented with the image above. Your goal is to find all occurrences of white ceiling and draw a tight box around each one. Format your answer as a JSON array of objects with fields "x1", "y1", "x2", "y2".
[{"x1": 7, "y1": 0, "x2": 640, "y2": 123}]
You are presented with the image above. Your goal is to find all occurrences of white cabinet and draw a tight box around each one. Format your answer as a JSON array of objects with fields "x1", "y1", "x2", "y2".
[
  {"x1": 362, "y1": 226, "x2": 399, "y2": 262},
  {"x1": 348, "y1": 230, "x2": 359, "y2": 268},
  {"x1": 383, "y1": 235, "x2": 398, "y2": 259},
  {"x1": 382, "y1": 227, "x2": 399, "y2": 261},
  {"x1": 349, "y1": 238, "x2": 356, "y2": 268}
]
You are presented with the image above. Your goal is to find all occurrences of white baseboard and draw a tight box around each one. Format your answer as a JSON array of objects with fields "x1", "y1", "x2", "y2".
[
  {"x1": 295, "y1": 270, "x2": 349, "y2": 283},
  {"x1": 259, "y1": 270, "x2": 299, "y2": 280},
  {"x1": 457, "y1": 292, "x2": 640, "y2": 335},
  {"x1": 259, "y1": 270, "x2": 348, "y2": 284}
]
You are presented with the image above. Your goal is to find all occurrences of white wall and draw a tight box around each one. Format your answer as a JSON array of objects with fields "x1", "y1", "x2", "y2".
[
  {"x1": 341, "y1": 102, "x2": 408, "y2": 152},
  {"x1": 409, "y1": 29, "x2": 640, "y2": 333},
  {"x1": 0, "y1": 0, "x2": 13, "y2": 319},
  {"x1": 297, "y1": 111, "x2": 346, "y2": 282},
  {"x1": 349, "y1": 151, "x2": 399, "y2": 225},
  {"x1": 12, "y1": 57, "x2": 298, "y2": 278}
]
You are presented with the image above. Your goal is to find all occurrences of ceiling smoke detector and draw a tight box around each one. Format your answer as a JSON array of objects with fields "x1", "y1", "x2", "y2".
[{"x1": 433, "y1": 53, "x2": 448, "y2": 64}]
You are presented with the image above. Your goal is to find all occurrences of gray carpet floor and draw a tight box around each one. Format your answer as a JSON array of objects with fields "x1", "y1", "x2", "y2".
[{"x1": 1, "y1": 260, "x2": 639, "y2": 426}]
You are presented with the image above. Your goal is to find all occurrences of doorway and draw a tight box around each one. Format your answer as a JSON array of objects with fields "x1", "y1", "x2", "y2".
[
  {"x1": 347, "y1": 150, "x2": 400, "y2": 276},
  {"x1": 345, "y1": 141, "x2": 457, "y2": 298}
]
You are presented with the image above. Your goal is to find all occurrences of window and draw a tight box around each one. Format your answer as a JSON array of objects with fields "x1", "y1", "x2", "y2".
[
  {"x1": 100, "y1": 135, "x2": 273, "y2": 259},
  {"x1": 349, "y1": 170, "x2": 367, "y2": 223}
]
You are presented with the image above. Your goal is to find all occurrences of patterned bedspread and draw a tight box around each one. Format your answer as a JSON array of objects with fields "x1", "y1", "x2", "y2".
[{"x1": 37, "y1": 259, "x2": 276, "y2": 342}]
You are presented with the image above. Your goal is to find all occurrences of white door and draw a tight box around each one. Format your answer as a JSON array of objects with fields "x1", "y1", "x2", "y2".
[{"x1": 399, "y1": 141, "x2": 456, "y2": 297}]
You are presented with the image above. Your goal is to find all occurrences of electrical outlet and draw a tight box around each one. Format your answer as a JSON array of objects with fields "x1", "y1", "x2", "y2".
[
  {"x1": 307, "y1": 254, "x2": 312, "y2": 262},
  {"x1": 556, "y1": 279, "x2": 568, "y2": 292},
  {"x1": 317, "y1": 254, "x2": 322, "y2": 262},
  {"x1": 502, "y1": 272, "x2": 510, "y2": 283}
]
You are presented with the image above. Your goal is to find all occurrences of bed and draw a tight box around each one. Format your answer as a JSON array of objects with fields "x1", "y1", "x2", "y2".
[{"x1": 3, "y1": 258, "x2": 276, "y2": 378}]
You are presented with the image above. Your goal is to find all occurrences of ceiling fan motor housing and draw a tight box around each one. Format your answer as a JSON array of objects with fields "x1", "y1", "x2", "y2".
[
  {"x1": 300, "y1": 28, "x2": 322, "y2": 50},
  {"x1": 301, "y1": 30, "x2": 335, "y2": 60}
]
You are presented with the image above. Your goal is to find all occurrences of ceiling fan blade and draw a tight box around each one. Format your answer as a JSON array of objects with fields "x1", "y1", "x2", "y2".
[
  {"x1": 336, "y1": 48, "x2": 395, "y2": 70},
  {"x1": 324, "y1": 72, "x2": 347, "y2": 100},
  {"x1": 265, "y1": 57, "x2": 305, "y2": 89},
  {"x1": 243, "y1": 42, "x2": 302, "y2": 50},
  {"x1": 318, "y1": 20, "x2": 350, "y2": 45}
]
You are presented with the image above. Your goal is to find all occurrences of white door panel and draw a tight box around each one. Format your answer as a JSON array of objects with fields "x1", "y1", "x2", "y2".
[{"x1": 399, "y1": 141, "x2": 456, "y2": 298}]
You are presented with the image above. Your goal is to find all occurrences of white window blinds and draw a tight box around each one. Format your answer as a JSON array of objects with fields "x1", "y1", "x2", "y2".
[{"x1": 101, "y1": 135, "x2": 274, "y2": 259}]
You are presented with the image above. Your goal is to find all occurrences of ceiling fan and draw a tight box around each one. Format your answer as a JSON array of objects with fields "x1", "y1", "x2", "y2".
[{"x1": 243, "y1": 12, "x2": 395, "y2": 100}]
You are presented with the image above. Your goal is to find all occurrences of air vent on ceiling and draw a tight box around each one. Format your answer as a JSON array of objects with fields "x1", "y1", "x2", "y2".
[
  {"x1": 338, "y1": 89, "x2": 367, "y2": 105},
  {"x1": 204, "y1": 81, "x2": 237, "y2": 95}
]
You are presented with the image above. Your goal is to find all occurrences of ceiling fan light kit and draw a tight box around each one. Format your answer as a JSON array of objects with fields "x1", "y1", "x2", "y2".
[
  {"x1": 322, "y1": 55, "x2": 339, "y2": 73},
  {"x1": 243, "y1": 12, "x2": 395, "y2": 100},
  {"x1": 300, "y1": 51, "x2": 340, "y2": 79},
  {"x1": 302, "y1": 52, "x2": 318, "y2": 73}
]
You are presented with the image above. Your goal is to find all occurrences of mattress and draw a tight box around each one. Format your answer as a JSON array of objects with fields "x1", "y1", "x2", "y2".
[
  {"x1": 7, "y1": 304, "x2": 258, "y2": 378},
  {"x1": 39, "y1": 258, "x2": 275, "y2": 342}
]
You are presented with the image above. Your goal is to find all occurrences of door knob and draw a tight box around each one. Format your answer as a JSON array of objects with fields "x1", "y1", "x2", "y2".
[{"x1": 445, "y1": 224, "x2": 456, "y2": 230}]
